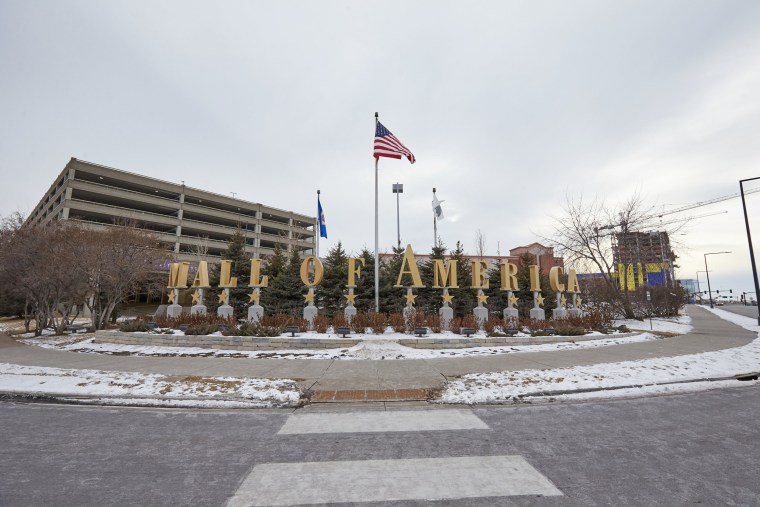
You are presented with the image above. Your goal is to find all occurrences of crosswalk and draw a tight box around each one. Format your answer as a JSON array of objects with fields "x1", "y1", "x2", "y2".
[{"x1": 226, "y1": 409, "x2": 562, "y2": 506}]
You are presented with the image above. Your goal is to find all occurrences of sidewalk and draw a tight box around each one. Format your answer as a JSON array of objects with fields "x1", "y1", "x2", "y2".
[{"x1": 0, "y1": 305, "x2": 756, "y2": 404}]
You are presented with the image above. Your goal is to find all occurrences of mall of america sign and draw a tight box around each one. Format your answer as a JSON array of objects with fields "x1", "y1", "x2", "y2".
[{"x1": 164, "y1": 244, "x2": 582, "y2": 326}]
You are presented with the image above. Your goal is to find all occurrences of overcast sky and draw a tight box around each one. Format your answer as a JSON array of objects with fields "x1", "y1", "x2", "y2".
[{"x1": 2, "y1": 0, "x2": 760, "y2": 296}]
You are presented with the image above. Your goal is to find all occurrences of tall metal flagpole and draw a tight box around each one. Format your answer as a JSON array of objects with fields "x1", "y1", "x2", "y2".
[
  {"x1": 374, "y1": 112, "x2": 380, "y2": 313},
  {"x1": 433, "y1": 187, "x2": 437, "y2": 247},
  {"x1": 316, "y1": 189, "x2": 320, "y2": 258}
]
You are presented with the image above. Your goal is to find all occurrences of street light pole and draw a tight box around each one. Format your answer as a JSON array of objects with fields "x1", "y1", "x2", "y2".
[
  {"x1": 740, "y1": 177, "x2": 760, "y2": 325},
  {"x1": 696, "y1": 270, "x2": 708, "y2": 303},
  {"x1": 392, "y1": 183, "x2": 403, "y2": 250},
  {"x1": 704, "y1": 252, "x2": 731, "y2": 309}
]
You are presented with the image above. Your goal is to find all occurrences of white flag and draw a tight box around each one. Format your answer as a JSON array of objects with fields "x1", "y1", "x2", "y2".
[{"x1": 432, "y1": 196, "x2": 444, "y2": 220}]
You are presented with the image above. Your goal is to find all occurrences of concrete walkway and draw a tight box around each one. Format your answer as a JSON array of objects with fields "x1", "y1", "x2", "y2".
[{"x1": 0, "y1": 305, "x2": 755, "y2": 401}]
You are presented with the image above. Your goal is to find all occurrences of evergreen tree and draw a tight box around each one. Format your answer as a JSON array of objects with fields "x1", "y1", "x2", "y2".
[
  {"x1": 378, "y1": 245, "x2": 405, "y2": 313},
  {"x1": 485, "y1": 261, "x2": 509, "y2": 313},
  {"x1": 262, "y1": 247, "x2": 305, "y2": 316},
  {"x1": 417, "y1": 242, "x2": 448, "y2": 315},
  {"x1": 208, "y1": 229, "x2": 251, "y2": 317},
  {"x1": 320, "y1": 242, "x2": 349, "y2": 317},
  {"x1": 353, "y1": 247, "x2": 376, "y2": 312},
  {"x1": 448, "y1": 241, "x2": 475, "y2": 317},
  {"x1": 515, "y1": 253, "x2": 556, "y2": 317},
  {"x1": 263, "y1": 243, "x2": 287, "y2": 281}
]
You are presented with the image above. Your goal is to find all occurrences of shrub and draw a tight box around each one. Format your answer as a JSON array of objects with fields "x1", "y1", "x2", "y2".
[
  {"x1": 118, "y1": 320, "x2": 149, "y2": 332},
  {"x1": 483, "y1": 315, "x2": 500, "y2": 335},
  {"x1": 331, "y1": 314, "x2": 348, "y2": 331},
  {"x1": 223, "y1": 322, "x2": 281, "y2": 337},
  {"x1": 312, "y1": 315, "x2": 329, "y2": 334},
  {"x1": 459, "y1": 314, "x2": 477, "y2": 333},
  {"x1": 262, "y1": 314, "x2": 295, "y2": 330},
  {"x1": 555, "y1": 325, "x2": 586, "y2": 336},
  {"x1": 426, "y1": 314, "x2": 442, "y2": 334},
  {"x1": 388, "y1": 313, "x2": 405, "y2": 333},
  {"x1": 351, "y1": 312, "x2": 370, "y2": 333},
  {"x1": 184, "y1": 323, "x2": 222, "y2": 335},
  {"x1": 155, "y1": 313, "x2": 235, "y2": 330},
  {"x1": 370, "y1": 312, "x2": 387, "y2": 334}
]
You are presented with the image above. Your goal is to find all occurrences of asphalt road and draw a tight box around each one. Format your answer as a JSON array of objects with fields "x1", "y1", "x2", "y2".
[
  {"x1": 717, "y1": 303, "x2": 760, "y2": 320},
  {"x1": 3, "y1": 385, "x2": 760, "y2": 506}
]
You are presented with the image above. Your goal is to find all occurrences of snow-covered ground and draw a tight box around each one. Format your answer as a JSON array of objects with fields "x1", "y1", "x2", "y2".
[
  {"x1": 441, "y1": 308, "x2": 759, "y2": 404},
  {"x1": 0, "y1": 363, "x2": 301, "y2": 408},
  {"x1": 2, "y1": 310, "x2": 754, "y2": 407},
  {"x1": 17, "y1": 315, "x2": 694, "y2": 360}
]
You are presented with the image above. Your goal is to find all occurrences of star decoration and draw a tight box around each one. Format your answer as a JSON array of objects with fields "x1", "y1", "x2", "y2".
[
  {"x1": 560, "y1": 295, "x2": 567, "y2": 307},
  {"x1": 304, "y1": 288, "x2": 315, "y2": 303},
  {"x1": 441, "y1": 291, "x2": 454, "y2": 305},
  {"x1": 218, "y1": 291, "x2": 228, "y2": 304},
  {"x1": 248, "y1": 290, "x2": 260, "y2": 304},
  {"x1": 167, "y1": 291, "x2": 176, "y2": 304},
  {"x1": 477, "y1": 293, "x2": 489, "y2": 305},
  {"x1": 404, "y1": 289, "x2": 417, "y2": 305},
  {"x1": 536, "y1": 294, "x2": 545, "y2": 307},
  {"x1": 344, "y1": 291, "x2": 357, "y2": 305},
  {"x1": 576, "y1": 296, "x2": 582, "y2": 307},
  {"x1": 191, "y1": 290, "x2": 200, "y2": 304},
  {"x1": 508, "y1": 294, "x2": 519, "y2": 307}
]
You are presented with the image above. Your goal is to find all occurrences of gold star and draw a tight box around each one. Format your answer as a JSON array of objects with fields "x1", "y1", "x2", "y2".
[
  {"x1": 508, "y1": 294, "x2": 519, "y2": 307},
  {"x1": 248, "y1": 290, "x2": 260, "y2": 304},
  {"x1": 404, "y1": 288, "x2": 417, "y2": 305},
  {"x1": 560, "y1": 295, "x2": 567, "y2": 307},
  {"x1": 536, "y1": 294, "x2": 545, "y2": 307},
  {"x1": 167, "y1": 291, "x2": 176, "y2": 304},
  {"x1": 218, "y1": 291, "x2": 228, "y2": 304},
  {"x1": 304, "y1": 288, "x2": 315, "y2": 303},
  {"x1": 345, "y1": 291, "x2": 357, "y2": 304},
  {"x1": 576, "y1": 296, "x2": 582, "y2": 307},
  {"x1": 191, "y1": 290, "x2": 200, "y2": 304},
  {"x1": 477, "y1": 293, "x2": 489, "y2": 305},
  {"x1": 441, "y1": 291, "x2": 454, "y2": 304}
]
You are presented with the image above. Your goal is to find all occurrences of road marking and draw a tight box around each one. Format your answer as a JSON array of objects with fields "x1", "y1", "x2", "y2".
[
  {"x1": 226, "y1": 455, "x2": 562, "y2": 506},
  {"x1": 278, "y1": 409, "x2": 488, "y2": 434}
]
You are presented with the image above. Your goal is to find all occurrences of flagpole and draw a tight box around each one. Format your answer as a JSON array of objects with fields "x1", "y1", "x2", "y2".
[
  {"x1": 433, "y1": 187, "x2": 437, "y2": 247},
  {"x1": 316, "y1": 189, "x2": 320, "y2": 258},
  {"x1": 374, "y1": 112, "x2": 380, "y2": 313}
]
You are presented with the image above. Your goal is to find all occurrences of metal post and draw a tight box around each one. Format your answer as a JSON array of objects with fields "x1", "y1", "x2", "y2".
[
  {"x1": 316, "y1": 189, "x2": 320, "y2": 259},
  {"x1": 374, "y1": 113, "x2": 380, "y2": 313},
  {"x1": 740, "y1": 177, "x2": 760, "y2": 325},
  {"x1": 433, "y1": 187, "x2": 437, "y2": 247},
  {"x1": 393, "y1": 183, "x2": 403, "y2": 249},
  {"x1": 704, "y1": 252, "x2": 731, "y2": 309},
  {"x1": 704, "y1": 256, "x2": 714, "y2": 309}
]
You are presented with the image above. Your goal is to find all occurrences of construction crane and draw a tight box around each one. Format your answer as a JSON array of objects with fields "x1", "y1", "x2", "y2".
[{"x1": 647, "y1": 187, "x2": 760, "y2": 221}]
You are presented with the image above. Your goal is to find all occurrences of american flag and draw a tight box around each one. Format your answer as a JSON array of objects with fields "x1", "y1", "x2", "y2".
[{"x1": 374, "y1": 122, "x2": 415, "y2": 164}]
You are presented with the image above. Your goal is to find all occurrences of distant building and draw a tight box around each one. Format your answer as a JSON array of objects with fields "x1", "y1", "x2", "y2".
[
  {"x1": 27, "y1": 158, "x2": 317, "y2": 263},
  {"x1": 380, "y1": 242, "x2": 563, "y2": 274},
  {"x1": 612, "y1": 231, "x2": 675, "y2": 290}
]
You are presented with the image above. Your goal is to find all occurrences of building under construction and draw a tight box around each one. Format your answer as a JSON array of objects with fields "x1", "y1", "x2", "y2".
[{"x1": 613, "y1": 231, "x2": 675, "y2": 290}]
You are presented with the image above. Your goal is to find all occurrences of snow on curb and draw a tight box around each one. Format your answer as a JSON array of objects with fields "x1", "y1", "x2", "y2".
[
  {"x1": 441, "y1": 309, "x2": 759, "y2": 404},
  {"x1": 0, "y1": 363, "x2": 302, "y2": 408}
]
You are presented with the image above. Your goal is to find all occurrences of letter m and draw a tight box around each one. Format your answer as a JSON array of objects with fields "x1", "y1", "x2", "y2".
[{"x1": 432, "y1": 259, "x2": 459, "y2": 288}]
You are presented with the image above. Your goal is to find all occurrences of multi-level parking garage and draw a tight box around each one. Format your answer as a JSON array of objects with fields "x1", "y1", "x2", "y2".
[{"x1": 27, "y1": 158, "x2": 317, "y2": 262}]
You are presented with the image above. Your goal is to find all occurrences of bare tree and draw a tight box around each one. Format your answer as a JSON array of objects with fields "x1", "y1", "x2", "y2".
[
  {"x1": 0, "y1": 218, "x2": 88, "y2": 335},
  {"x1": 80, "y1": 221, "x2": 170, "y2": 330},
  {"x1": 545, "y1": 193, "x2": 662, "y2": 319},
  {"x1": 473, "y1": 229, "x2": 487, "y2": 260}
]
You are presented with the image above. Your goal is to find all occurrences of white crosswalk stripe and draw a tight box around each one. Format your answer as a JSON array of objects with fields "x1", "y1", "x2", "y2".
[
  {"x1": 277, "y1": 409, "x2": 489, "y2": 434},
  {"x1": 227, "y1": 455, "x2": 562, "y2": 506},
  {"x1": 227, "y1": 409, "x2": 563, "y2": 506}
]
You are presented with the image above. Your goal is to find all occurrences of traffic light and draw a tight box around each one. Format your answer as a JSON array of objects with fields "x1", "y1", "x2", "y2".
[{"x1": 730, "y1": 289, "x2": 733, "y2": 293}]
